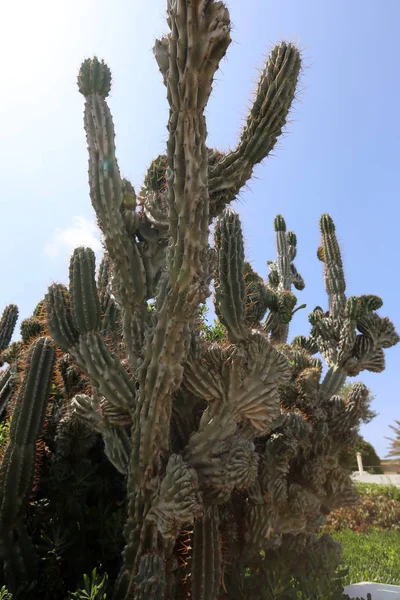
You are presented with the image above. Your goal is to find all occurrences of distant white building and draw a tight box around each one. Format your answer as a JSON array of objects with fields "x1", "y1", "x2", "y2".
[{"x1": 352, "y1": 452, "x2": 400, "y2": 486}]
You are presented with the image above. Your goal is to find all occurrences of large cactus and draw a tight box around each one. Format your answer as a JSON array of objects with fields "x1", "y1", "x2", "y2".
[
  {"x1": 46, "y1": 1, "x2": 398, "y2": 598},
  {"x1": 0, "y1": 1, "x2": 397, "y2": 599}
]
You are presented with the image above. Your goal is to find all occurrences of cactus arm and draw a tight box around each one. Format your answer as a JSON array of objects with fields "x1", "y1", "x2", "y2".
[
  {"x1": 264, "y1": 216, "x2": 305, "y2": 344},
  {"x1": 46, "y1": 249, "x2": 135, "y2": 410},
  {"x1": 0, "y1": 305, "x2": 18, "y2": 353},
  {"x1": 79, "y1": 58, "x2": 148, "y2": 373},
  {"x1": 319, "y1": 214, "x2": 346, "y2": 319},
  {"x1": 71, "y1": 393, "x2": 130, "y2": 474},
  {"x1": 208, "y1": 42, "x2": 301, "y2": 216},
  {"x1": 214, "y1": 209, "x2": 249, "y2": 342},
  {"x1": 79, "y1": 60, "x2": 146, "y2": 309},
  {"x1": 0, "y1": 337, "x2": 55, "y2": 593},
  {"x1": 0, "y1": 367, "x2": 17, "y2": 420},
  {"x1": 191, "y1": 506, "x2": 222, "y2": 600}
]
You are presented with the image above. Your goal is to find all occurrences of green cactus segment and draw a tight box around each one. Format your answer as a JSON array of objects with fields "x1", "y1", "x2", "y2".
[
  {"x1": 0, "y1": 305, "x2": 18, "y2": 353},
  {"x1": 191, "y1": 506, "x2": 222, "y2": 600},
  {"x1": 165, "y1": 1, "x2": 230, "y2": 295},
  {"x1": 359, "y1": 294, "x2": 383, "y2": 313},
  {"x1": 0, "y1": 337, "x2": 55, "y2": 592},
  {"x1": 144, "y1": 155, "x2": 167, "y2": 192},
  {"x1": 146, "y1": 454, "x2": 203, "y2": 540},
  {"x1": 135, "y1": 553, "x2": 166, "y2": 600},
  {"x1": 319, "y1": 214, "x2": 346, "y2": 316},
  {"x1": 47, "y1": 280, "x2": 134, "y2": 409},
  {"x1": 0, "y1": 367, "x2": 17, "y2": 420},
  {"x1": 46, "y1": 284, "x2": 79, "y2": 350},
  {"x1": 0, "y1": 341, "x2": 22, "y2": 367},
  {"x1": 81, "y1": 66, "x2": 146, "y2": 314},
  {"x1": 208, "y1": 42, "x2": 301, "y2": 214},
  {"x1": 76, "y1": 331, "x2": 135, "y2": 409},
  {"x1": 329, "y1": 383, "x2": 369, "y2": 438},
  {"x1": 320, "y1": 367, "x2": 347, "y2": 398},
  {"x1": 71, "y1": 394, "x2": 130, "y2": 474},
  {"x1": 243, "y1": 262, "x2": 270, "y2": 325},
  {"x1": 263, "y1": 215, "x2": 305, "y2": 343},
  {"x1": 19, "y1": 317, "x2": 44, "y2": 343},
  {"x1": 274, "y1": 214, "x2": 287, "y2": 233},
  {"x1": 77, "y1": 56, "x2": 112, "y2": 98},
  {"x1": 97, "y1": 252, "x2": 121, "y2": 342},
  {"x1": 70, "y1": 247, "x2": 101, "y2": 333},
  {"x1": 275, "y1": 215, "x2": 291, "y2": 290},
  {"x1": 0, "y1": 337, "x2": 55, "y2": 523},
  {"x1": 287, "y1": 230, "x2": 297, "y2": 261},
  {"x1": 214, "y1": 209, "x2": 248, "y2": 341}
]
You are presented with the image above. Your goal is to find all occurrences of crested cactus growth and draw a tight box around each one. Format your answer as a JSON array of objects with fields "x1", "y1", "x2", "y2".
[{"x1": 0, "y1": 2, "x2": 397, "y2": 599}]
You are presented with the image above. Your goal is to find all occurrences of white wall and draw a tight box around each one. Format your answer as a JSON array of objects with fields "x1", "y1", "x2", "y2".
[{"x1": 351, "y1": 472, "x2": 400, "y2": 487}]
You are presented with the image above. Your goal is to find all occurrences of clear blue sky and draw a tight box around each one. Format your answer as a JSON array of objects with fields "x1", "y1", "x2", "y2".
[{"x1": 0, "y1": 0, "x2": 399, "y2": 458}]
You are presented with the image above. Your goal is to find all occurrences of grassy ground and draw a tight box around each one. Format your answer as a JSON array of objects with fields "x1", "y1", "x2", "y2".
[{"x1": 333, "y1": 530, "x2": 400, "y2": 587}]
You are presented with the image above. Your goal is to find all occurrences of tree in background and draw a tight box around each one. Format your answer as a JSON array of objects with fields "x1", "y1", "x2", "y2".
[
  {"x1": 338, "y1": 382, "x2": 382, "y2": 474},
  {"x1": 386, "y1": 420, "x2": 400, "y2": 462}
]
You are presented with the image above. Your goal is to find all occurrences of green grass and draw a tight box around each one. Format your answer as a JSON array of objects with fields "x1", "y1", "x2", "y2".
[{"x1": 333, "y1": 529, "x2": 400, "y2": 586}]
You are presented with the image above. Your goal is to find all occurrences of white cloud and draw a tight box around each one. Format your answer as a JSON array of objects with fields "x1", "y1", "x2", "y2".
[{"x1": 44, "y1": 216, "x2": 102, "y2": 259}]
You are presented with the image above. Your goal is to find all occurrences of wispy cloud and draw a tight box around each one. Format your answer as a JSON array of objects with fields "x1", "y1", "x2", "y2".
[{"x1": 44, "y1": 216, "x2": 102, "y2": 259}]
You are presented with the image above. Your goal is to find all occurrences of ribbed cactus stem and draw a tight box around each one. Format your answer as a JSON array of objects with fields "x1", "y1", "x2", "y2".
[
  {"x1": 135, "y1": 554, "x2": 166, "y2": 600},
  {"x1": 208, "y1": 42, "x2": 301, "y2": 215},
  {"x1": 70, "y1": 247, "x2": 101, "y2": 332},
  {"x1": 320, "y1": 366, "x2": 347, "y2": 398},
  {"x1": 0, "y1": 337, "x2": 55, "y2": 593},
  {"x1": 0, "y1": 305, "x2": 18, "y2": 353},
  {"x1": 46, "y1": 262, "x2": 135, "y2": 410},
  {"x1": 46, "y1": 283, "x2": 79, "y2": 350},
  {"x1": 0, "y1": 367, "x2": 16, "y2": 420},
  {"x1": 319, "y1": 214, "x2": 346, "y2": 318},
  {"x1": 78, "y1": 56, "x2": 111, "y2": 98},
  {"x1": 191, "y1": 506, "x2": 222, "y2": 600},
  {"x1": 214, "y1": 208, "x2": 248, "y2": 342},
  {"x1": 275, "y1": 215, "x2": 291, "y2": 290},
  {"x1": 80, "y1": 76, "x2": 146, "y2": 311}
]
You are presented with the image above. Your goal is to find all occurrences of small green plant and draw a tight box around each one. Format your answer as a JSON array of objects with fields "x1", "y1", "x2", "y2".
[
  {"x1": 0, "y1": 419, "x2": 10, "y2": 453},
  {"x1": 0, "y1": 586, "x2": 12, "y2": 600},
  {"x1": 198, "y1": 304, "x2": 227, "y2": 343},
  {"x1": 68, "y1": 568, "x2": 109, "y2": 600}
]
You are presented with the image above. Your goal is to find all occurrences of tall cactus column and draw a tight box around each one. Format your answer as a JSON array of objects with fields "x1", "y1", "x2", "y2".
[
  {"x1": 78, "y1": 58, "x2": 147, "y2": 375},
  {"x1": 113, "y1": 5, "x2": 232, "y2": 599},
  {"x1": 0, "y1": 337, "x2": 56, "y2": 594},
  {"x1": 0, "y1": 304, "x2": 18, "y2": 354}
]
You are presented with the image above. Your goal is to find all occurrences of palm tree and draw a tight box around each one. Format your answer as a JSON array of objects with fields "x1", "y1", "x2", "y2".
[{"x1": 386, "y1": 420, "x2": 400, "y2": 459}]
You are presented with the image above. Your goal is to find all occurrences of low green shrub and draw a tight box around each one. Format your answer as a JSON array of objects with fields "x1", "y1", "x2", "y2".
[
  {"x1": 356, "y1": 482, "x2": 400, "y2": 501},
  {"x1": 325, "y1": 492, "x2": 400, "y2": 532}
]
